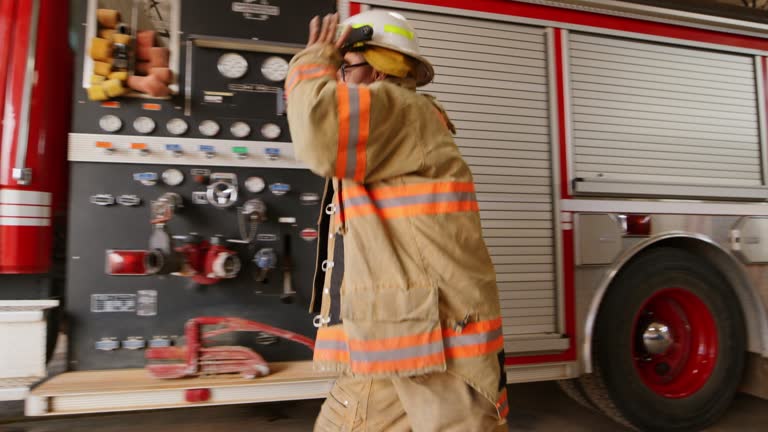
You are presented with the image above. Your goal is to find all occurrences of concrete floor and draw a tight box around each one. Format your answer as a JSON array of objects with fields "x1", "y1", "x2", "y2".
[{"x1": 1, "y1": 382, "x2": 767, "y2": 431}]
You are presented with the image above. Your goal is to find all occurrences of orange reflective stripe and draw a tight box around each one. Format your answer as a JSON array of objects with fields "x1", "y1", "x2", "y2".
[
  {"x1": 285, "y1": 63, "x2": 336, "y2": 97},
  {"x1": 496, "y1": 388, "x2": 510, "y2": 418},
  {"x1": 351, "y1": 352, "x2": 445, "y2": 374},
  {"x1": 314, "y1": 320, "x2": 503, "y2": 373},
  {"x1": 369, "y1": 182, "x2": 476, "y2": 200},
  {"x1": 443, "y1": 317, "x2": 503, "y2": 338},
  {"x1": 335, "y1": 84, "x2": 370, "y2": 181},
  {"x1": 314, "y1": 348, "x2": 350, "y2": 363},
  {"x1": 336, "y1": 84, "x2": 351, "y2": 179},
  {"x1": 353, "y1": 87, "x2": 370, "y2": 182},
  {"x1": 349, "y1": 328, "x2": 442, "y2": 352},
  {"x1": 445, "y1": 336, "x2": 504, "y2": 359},
  {"x1": 316, "y1": 326, "x2": 346, "y2": 341},
  {"x1": 343, "y1": 184, "x2": 369, "y2": 199},
  {"x1": 379, "y1": 200, "x2": 479, "y2": 219},
  {"x1": 342, "y1": 182, "x2": 480, "y2": 221},
  {"x1": 444, "y1": 318, "x2": 504, "y2": 359},
  {"x1": 314, "y1": 326, "x2": 350, "y2": 363}
]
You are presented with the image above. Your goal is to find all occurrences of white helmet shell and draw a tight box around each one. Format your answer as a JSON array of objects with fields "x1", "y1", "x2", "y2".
[{"x1": 342, "y1": 10, "x2": 434, "y2": 86}]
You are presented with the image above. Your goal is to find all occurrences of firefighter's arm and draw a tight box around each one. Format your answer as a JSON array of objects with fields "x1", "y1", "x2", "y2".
[{"x1": 286, "y1": 45, "x2": 425, "y2": 183}]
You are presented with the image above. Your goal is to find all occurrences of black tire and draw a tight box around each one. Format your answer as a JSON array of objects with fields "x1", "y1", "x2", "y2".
[
  {"x1": 556, "y1": 379, "x2": 599, "y2": 412},
  {"x1": 579, "y1": 247, "x2": 745, "y2": 432}
]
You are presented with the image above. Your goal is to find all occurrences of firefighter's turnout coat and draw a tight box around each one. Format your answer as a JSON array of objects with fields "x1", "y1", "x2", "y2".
[{"x1": 286, "y1": 43, "x2": 508, "y2": 418}]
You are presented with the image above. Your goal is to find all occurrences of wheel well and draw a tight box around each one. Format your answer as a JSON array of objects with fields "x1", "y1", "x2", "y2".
[{"x1": 582, "y1": 233, "x2": 768, "y2": 373}]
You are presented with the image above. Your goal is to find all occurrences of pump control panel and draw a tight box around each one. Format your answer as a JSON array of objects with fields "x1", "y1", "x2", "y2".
[{"x1": 67, "y1": 0, "x2": 335, "y2": 370}]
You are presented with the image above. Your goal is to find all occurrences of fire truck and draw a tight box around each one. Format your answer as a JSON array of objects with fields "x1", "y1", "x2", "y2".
[{"x1": 2, "y1": 0, "x2": 768, "y2": 431}]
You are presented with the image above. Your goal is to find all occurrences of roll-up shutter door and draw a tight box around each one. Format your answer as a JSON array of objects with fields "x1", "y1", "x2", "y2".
[
  {"x1": 380, "y1": 9, "x2": 558, "y2": 338},
  {"x1": 570, "y1": 33, "x2": 762, "y2": 188}
]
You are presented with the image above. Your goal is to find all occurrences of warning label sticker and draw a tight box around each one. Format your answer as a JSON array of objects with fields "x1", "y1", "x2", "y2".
[
  {"x1": 91, "y1": 294, "x2": 136, "y2": 313},
  {"x1": 137, "y1": 290, "x2": 158, "y2": 316},
  {"x1": 232, "y1": 1, "x2": 280, "y2": 21}
]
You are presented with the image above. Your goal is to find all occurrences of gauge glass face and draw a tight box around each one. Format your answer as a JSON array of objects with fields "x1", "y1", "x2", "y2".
[
  {"x1": 260, "y1": 122, "x2": 281, "y2": 140},
  {"x1": 230, "y1": 121, "x2": 251, "y2": 139},
  {"x1": 166, "y1": 118, "x2": 189, "y2": 136},
  {"x1": 162, "y1": 168, "x2": 184, "y2": 186},
  {"x1": 217, "y1": 53, "x2": 248, "y2": 79},
  {"x1": 133, "y1": 116, "x2": 156, "y2": 134},
  {"x1": 261, "y1": 56, "x2": 289, "y2": 82},
  {"x1": 245, "y1": 176, "x2": 266, "y2": 193},
  {"x1": 198, "y1": 120, "x2": 220, "y2": 137},
  {"x1": 99, "y1": 114, "x2": 122, "y2": 133}
]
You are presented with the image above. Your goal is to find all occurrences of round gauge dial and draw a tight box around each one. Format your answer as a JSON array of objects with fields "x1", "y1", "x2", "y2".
[
  {"x1": 260, "y1": 122, "x2": 282, "y2": 140},
  {"x1": 217, "y1": 53, "x2": 248, "y2": 79},
  {"x1": 245, "y1": 176, "x2": 266, "y2": 193},
  {"x1": 99, "y1": 114, "x2": 122, "y2": 133},
  {"x1": 230, "y1": 121, "x2": 251, "y2": 139},
  {"x1": 260, "y1": 56, "x2": 289, "y2": 82},
  {"x1": 133, "y1": 116, "x2": 156, "y2": 134},
  {"x1": 162, "y1": 168, "x2": 184, "y2": 186},
  {"x1": 166, "y1": 118, "x2": 189, "y2": 136},
  {"x1": 198, "y1": 120, "x2": 220, "y2": 137}
]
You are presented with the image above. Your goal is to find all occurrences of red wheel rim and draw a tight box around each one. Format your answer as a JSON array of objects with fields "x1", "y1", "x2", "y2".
[{"x1": 632, "y1": 288, "x2": 718, "y2": 398}]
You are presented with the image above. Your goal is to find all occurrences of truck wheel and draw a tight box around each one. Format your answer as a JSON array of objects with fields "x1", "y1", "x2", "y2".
[
  {"x1": 579, "y1": 248, "x2": 745, "y2": 432},
  {"x1": 556, "y1": 379, "x2": 598, "y2": 412}
]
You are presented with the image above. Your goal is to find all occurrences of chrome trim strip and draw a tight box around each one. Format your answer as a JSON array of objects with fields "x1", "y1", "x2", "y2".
[
  {"x1": 547, "y1": 27, "x2": 566, "y2": 334},
  {"x1": 562, "y1": 198, "x2": 768, "y2": 216},
  {"x1": 13, "y1": 0, "x2": 41, "y2": 185},
  {"x1": 756, "y1": 56, "x2": 768, "y2": 185}
]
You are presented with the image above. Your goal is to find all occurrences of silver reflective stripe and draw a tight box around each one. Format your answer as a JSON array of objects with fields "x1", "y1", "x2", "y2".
[
  {"x1": 350, "y1": 340, "x2": 444, "y2": 362},
  {"x1": 343, "y1": 194, "x2": 373, "y2": 208},
  {"x1": 375, "y1": 191, "x2": 477, "y2": 208},
  {"x1": 444, "y1": 328, "x2": 503, "y2": 348},
  {"x1": 345, "y1": 85, "x2": 361, "y2": 179},
  {"x1": 315, "y1": 340, "x2": 348, "y2": 351}
]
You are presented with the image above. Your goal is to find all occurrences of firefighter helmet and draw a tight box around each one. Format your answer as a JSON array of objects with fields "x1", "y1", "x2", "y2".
[{"x1": 341, "y1": 10, "x2": 434, "y2": 86}]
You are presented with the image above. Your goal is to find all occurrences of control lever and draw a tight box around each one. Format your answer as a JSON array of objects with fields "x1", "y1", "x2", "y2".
[
  {"x1": 281, "y1": 234, "x2": 295, "y2": 303},
  {"x1": 206, "y1": 173, "x2": 238, "y2": 209},
  {"x1": 237, "y1": 199, "x2": 267, "y2": 243},
  {"x1": 145, "y1": 192, "x2": 185, "y2": 275},
  {"x1": 253, "y1": 248, "x2": 277, "y2": 283},
  {"x1": 150, "y1": 192, "x2": 183, "y2": 224}
]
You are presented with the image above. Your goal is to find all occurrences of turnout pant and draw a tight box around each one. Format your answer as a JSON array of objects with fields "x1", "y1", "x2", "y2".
[{"x1": 314, "y1": 372, "x2": 508, "y2": 432}]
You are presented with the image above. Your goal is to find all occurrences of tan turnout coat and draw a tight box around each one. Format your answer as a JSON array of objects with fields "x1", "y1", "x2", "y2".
[{"x1": 286, "y1": 44, "x2": 508, "y2": 418}]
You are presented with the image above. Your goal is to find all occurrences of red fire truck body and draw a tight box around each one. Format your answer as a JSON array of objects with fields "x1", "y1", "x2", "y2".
[{"x1": 2, "y1": 1, "x2": 768, "y2": 430}]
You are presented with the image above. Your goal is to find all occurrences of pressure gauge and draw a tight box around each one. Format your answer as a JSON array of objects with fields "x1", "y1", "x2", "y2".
[
  {"x1": 261, "y1": 56, "x2": 289, "y2": 82},
  {"x1": 260, "y1": 122, "x2": 282, "y2": 140},
  {"x1": 230, "y1": 121, "x2": 251, "y2": 139},
  {"x1": 198, "y1": 120, "x2": 220, "y2": 137},
  {"x1": 162, "y1": 168, "x2": 184, "y2": 186},
  {"x1": 166, "y1": 118, "x2": 189, "y2": 136},
  {"x1": 217, "y1": 52, "x2": 248, "y2": 79},
  {"x1": 133, "y1": 116, "x2": 156, "y2": 134},
  {"x1": 245, "y1": 176, "x2": 266, "y2": 193},
  {"x1": 99, "y1": 114, "x2": 122, "y2": 133}
]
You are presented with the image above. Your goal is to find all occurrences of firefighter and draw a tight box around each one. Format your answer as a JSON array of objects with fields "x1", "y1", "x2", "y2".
[{"x1": 286, "y1": 11, "x2": 507, "y2": 431}]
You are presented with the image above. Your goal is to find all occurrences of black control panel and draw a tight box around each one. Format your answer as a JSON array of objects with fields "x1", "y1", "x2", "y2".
[{"x1": 67, "y1": 0, "x2": 334, "y2": 370}]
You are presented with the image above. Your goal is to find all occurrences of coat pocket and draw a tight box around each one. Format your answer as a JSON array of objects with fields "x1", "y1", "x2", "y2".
[
  {"x1": 340, "y1": 284, "x2": 439, "y2": 323},
  {"x1": 340, "y1": 285, "x2": 446, "y2": 377}
]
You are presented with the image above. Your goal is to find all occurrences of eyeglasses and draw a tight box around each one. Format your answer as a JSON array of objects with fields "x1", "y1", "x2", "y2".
[{"x1": 340, "y1": 62, "x2": 369, "y2": 82}]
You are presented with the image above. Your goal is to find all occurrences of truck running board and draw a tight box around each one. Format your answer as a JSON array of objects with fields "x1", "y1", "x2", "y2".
[{"x1": 26, "y1": 361, "x2": 335, "y2": 416}]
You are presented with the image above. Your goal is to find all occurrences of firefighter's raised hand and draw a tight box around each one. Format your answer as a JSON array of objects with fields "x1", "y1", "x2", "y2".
[{"x1": 307, "y1": 13, "x2": 350, "y2": 50}]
